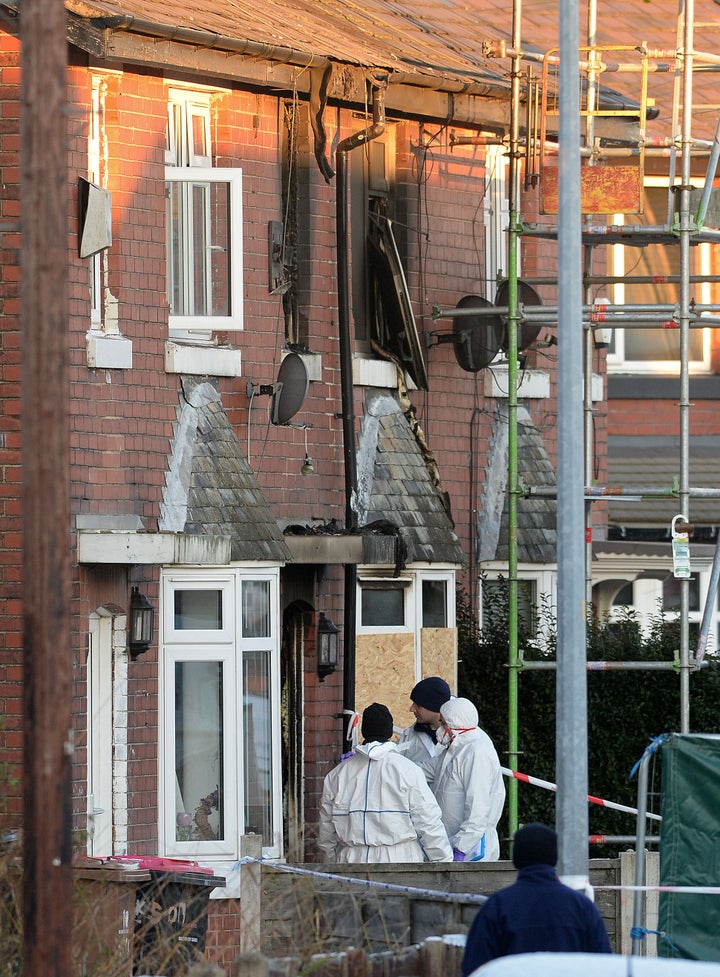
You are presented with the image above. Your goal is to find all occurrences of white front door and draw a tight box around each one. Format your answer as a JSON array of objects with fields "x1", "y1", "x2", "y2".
[{"x1": 87, "y1": 615, "x2": 113, "y2": 855}]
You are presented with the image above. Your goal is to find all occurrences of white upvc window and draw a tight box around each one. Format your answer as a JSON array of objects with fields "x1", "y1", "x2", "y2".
[
  {"x1": 611, "y1": 565, "x2": 720, "y2": 656},
  {"x1": 88, "y1": 78, "x2": 103, "y2": 328},
  {"x1": 160, "y1": 568, "x2": 282, "y2": 861},
  {"x1": 165, "y1": 89, "x2": 243, "y2": 341},
  {"x1": 484, "y1": 143, "x2": 511, "y2": 292},
  {"x1": 357, "y1": 568, "x2": 456, "y2": 634},
  {"x1": 607, "y1": 179, "x2": 713, "y2": 374},
  {"x1": 478, "y1": 567, "x2": 557, "y2": 645}
]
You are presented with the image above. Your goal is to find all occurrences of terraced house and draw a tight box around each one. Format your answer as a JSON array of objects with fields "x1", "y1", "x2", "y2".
[{"x1": 4, "y1": 0, "x2": 720, "y2": 965}]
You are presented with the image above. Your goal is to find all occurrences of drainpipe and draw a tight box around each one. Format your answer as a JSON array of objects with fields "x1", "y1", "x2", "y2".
[{"x1": 335, "y1": 84, "x2": 386, "y2": 753}]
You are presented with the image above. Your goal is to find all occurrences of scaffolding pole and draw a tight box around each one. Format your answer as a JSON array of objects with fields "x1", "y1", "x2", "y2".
[
  {"x1": 555, "y1": 0, "x2": 589, "y2": 883},
  {"x1": 505, "y1": 0, "x2": 523, "y2": 843},
  {"x1": 480, "y1": 0, "x2": 720, "y2": 882}
]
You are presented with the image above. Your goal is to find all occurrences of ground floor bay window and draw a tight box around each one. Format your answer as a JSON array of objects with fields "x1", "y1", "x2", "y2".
[{"x1": 160, "y1": 567, "x2": 282, "y2": 861}]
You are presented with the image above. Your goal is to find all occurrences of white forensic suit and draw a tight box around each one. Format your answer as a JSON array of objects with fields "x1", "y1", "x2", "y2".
[
  {"x1": 318, "y1": 740, "x2": 453, "y2": 863},
  {"x1": 396, "y1": 724, "x2": 444, "y2": 781},
  {"x1": 432, "y1": 697, "x2": 506, "y2": 862}
]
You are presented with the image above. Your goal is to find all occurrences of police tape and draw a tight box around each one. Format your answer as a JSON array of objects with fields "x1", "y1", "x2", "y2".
[
  {"x1": 502, "y1": 766, "x2": 663, "y2": 822},
  {"x1": 236, "y1": 856, "x2": 489, "y2": 904},
  {"x1": 241, "y1": 858, "x2": 720, "y2": 899}
]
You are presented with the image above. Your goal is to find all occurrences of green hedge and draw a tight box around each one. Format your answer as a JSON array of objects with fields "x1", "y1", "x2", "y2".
[{"x1": 457, "y1": 581, "x2": 720, "y2": 858}]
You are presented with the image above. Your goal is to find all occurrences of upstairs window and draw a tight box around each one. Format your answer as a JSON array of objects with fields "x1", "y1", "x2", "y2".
[
  {"x1": 165, "y1": 89, "x2": 243, "y2": 341},
  {"x1": 607, "y1": 180, "x2": 713, "y2": 374},
  {"x1": 88, "y1": 79, "x2": 102, "y2": 328},
  {"x1": 484, "y1": 144, "x2": 512, "y2": 295}
]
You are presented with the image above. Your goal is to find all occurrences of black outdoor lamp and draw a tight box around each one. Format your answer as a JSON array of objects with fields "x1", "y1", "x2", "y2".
[
  {"x1": 317, "y1": 613, "x2": 340, "y2": 681},
  {"x1": 129, "y1": 587, "x2": 155, "y2": 661}
]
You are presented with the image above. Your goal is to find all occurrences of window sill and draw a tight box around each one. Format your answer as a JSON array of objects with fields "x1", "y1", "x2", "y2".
[
  {"x1": 484, "y1": 367, "x2": 551, "y2": 399},
  {"x1": 165, "y1": 341, "x2": 242, "y2": 377},
  {"x1": 608, "y1": 374, "x2": 720, "y2": 399},
  {"x1": 86, "y1": 333, "x2": 133, "y2": 370},
  {"x1": 352, "y1": 356, "x2": 407, "y2": 389}
]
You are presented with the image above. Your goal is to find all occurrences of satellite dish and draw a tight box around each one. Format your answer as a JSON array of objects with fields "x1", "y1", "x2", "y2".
[
  {"x1": 495, "y1": 279, "x2": 544, "y2": 352},
  {"x1": 271, "y1": 352, "x2": 309, "y2": 425},
  {"x1": 451, "y1": 295, "x2": 504, "y2": 372}
]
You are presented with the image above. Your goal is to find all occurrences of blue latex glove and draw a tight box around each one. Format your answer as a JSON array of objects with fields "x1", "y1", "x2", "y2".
[{"x1": 453, "y1": 848, "x2": 465, "y2": 862}]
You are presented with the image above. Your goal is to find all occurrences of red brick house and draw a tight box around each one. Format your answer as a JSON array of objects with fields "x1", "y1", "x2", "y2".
[{"x1": 3, "y1": 0, "x2": 720, "y2": 965}]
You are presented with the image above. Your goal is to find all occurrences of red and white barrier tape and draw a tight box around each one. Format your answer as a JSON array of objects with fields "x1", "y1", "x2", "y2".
[{"x1": 502, "y1": 766, "x2": 662, "y2": 822}]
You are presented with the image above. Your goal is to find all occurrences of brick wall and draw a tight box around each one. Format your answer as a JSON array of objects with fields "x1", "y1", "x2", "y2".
[{"x1": 0, "y1": 36, "x2": 599, "y2": 857}]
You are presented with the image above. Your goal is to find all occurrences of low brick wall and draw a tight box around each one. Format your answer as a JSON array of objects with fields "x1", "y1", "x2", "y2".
[{"x1": 260, "y1": 860, "x2": 622, "y2": 960}]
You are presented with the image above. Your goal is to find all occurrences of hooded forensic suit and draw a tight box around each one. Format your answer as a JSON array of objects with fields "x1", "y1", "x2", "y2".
[
  {"x1": 432, "y1": 697, "x2": 505, "y2": 861},
  {"x1": 318, "y1": 739, "x2": 453, "y2": 864}
]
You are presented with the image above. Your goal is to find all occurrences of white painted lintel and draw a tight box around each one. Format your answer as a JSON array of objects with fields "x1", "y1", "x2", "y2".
[{"x1": 77, "y1": 530, "x2": 232, "y2": 565}]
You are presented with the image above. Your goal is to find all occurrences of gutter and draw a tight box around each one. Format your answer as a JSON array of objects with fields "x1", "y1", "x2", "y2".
[{"x1": 73, "y1": 12, "x2": 512, "y2": 100}]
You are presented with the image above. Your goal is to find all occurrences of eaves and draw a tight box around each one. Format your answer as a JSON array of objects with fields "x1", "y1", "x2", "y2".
[{"x1": 65, "y1": 13, "x2": 513, "y2": 131}]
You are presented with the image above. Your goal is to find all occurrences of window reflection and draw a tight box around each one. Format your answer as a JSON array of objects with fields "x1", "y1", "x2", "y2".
[
  {"x1": 361, "y1": 587, "x2": 405, "y2": 626},
  {"x1": 242, "y1": 580, "x2": 270, "y2": 637},
  {"x1": 243, "y1": 651, "x2": 272, "y2": 844},
  {"x1": 174, "y1": 589, "x2": 222, "y2": 630},
  {"x1": 422, "y1": 579, "x2": 447, "y2": 628},
  {"x1": 174, "y1": 660, "x2": 224, "y2": 842}
]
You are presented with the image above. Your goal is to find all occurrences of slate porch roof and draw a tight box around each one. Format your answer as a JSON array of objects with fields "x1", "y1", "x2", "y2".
[
  {"x1": 477, "y1": 403, "x2": 557, "y2": 565},
  {"x1": 160, "y1": 378, "x2": 292, "y2": 562},
  {"x1": 356, "y1": 391, "x2": 466, "y2": 567}
]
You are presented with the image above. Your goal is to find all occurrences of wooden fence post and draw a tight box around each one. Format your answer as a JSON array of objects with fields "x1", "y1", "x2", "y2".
[
  {"x1": 239, "y1": 834, "x2": 262, "y2": 953},
  {"x1": 231, "y1": 953, "x2": 269, "y2": 977},
  {"x1": 419, "y1": 936, "x2": 445, "y2": 977}
]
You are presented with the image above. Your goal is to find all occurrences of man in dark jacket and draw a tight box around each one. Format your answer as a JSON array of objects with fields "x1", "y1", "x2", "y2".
[{"x1": 460, "y1": 822, "x2": 612, "y2": 975}]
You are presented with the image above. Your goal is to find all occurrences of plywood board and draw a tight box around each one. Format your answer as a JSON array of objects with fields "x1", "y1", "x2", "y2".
[
  {"x1": 541, "y1": 164, "x2": 642, "y2": 215},
  {"x1": 355, "y1": 632, "x2": 416, "y2": 735},
  {"x1": 420, "y1": 628, "x2": 457, "y2": 692}
]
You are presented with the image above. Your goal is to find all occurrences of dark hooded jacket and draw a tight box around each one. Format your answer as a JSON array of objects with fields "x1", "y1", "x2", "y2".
[{"x1": 460, "y1": 863, "x2": 612, "y2": 975}]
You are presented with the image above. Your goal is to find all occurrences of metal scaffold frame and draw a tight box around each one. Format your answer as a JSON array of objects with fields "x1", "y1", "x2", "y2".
[{"x1": 487, "y1": 0, "x2": 720, "y2": 875}]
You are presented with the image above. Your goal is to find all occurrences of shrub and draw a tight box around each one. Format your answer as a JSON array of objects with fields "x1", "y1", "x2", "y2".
[{"x1": 457, "y1": 583, "x2": 720, "y2": 857}]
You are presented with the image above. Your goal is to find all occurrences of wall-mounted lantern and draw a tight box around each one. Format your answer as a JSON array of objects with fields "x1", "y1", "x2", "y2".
[
  {"x1": 317, "y1": 613, "x2": 340, "y2": 682},
  {"x1": 129, "y1": 587, "x2": 155, "y2": 661}
]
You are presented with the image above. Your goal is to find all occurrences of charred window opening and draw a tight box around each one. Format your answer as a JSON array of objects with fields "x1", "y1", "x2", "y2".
[
  {"x1": 279, "y1": 100, "x2": 304, "y2": 346},
  {"x1": 351, "y1": 125, "x2": 428, "y2": 389}
]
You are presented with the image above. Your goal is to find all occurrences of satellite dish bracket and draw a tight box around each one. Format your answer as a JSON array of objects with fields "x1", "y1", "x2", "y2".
[{"x1": 245, "y1": 351, "x2": 309, "y2": 426}]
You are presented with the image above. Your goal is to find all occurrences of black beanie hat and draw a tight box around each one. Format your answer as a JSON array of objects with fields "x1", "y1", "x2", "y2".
[
  {"x1": 361, "y1": 703, "x2": 394, "y2": 743},
  {"x1": 512, "y1": 823, "x2": 558, "y2": 869},
  {"x1": 410, "y1": 676, "x2": 451, "y2": 713}
]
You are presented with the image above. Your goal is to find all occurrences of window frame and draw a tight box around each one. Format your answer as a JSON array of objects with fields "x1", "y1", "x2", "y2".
[
  {"x1": 165, "y1": 166, "x2": 244, "y2": 337},
  {"x1": 607, "y1": 177, "x2": 713, "y2": 374},
  {"x1": 160, "y1": 568, "x2": 282, "y2": 861},
  {"x1": 484, "y1": 143, "x2": 512, "y2": 292},
  {"x1": 88, "y1": 78, "x2": 103, "y2": 329},
  {"x1": 165, "y1": 87, "x2": 244, "y2": 341},
  {"x1": 356, "y1": 568, "x2": 456, "y2": 635},
  {"x1": 609, "y1": 564, "x2": 720, "y2": 656},
  {"x1": 357, "y1": 575, "x2": 412, "y2": 633},
  {"x1": 478, "y1": 567, "x2": 557, "y2": 642}
]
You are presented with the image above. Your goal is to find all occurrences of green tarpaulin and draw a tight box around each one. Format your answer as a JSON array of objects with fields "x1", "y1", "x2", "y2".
[{"x1": 659, "y1": 733, "x2": 720, "y2": 960}]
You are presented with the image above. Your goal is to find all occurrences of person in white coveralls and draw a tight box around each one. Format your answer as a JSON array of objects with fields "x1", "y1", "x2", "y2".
[
  {"x1": 396, "y1": 676, "x2": 452, "y2": 779},
  {"x1": 432, "y1": 696, "x2": 505, "y2": 862},
  {"x1": 317, "y1": 702, "x2": 453, "y2": 863}
]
